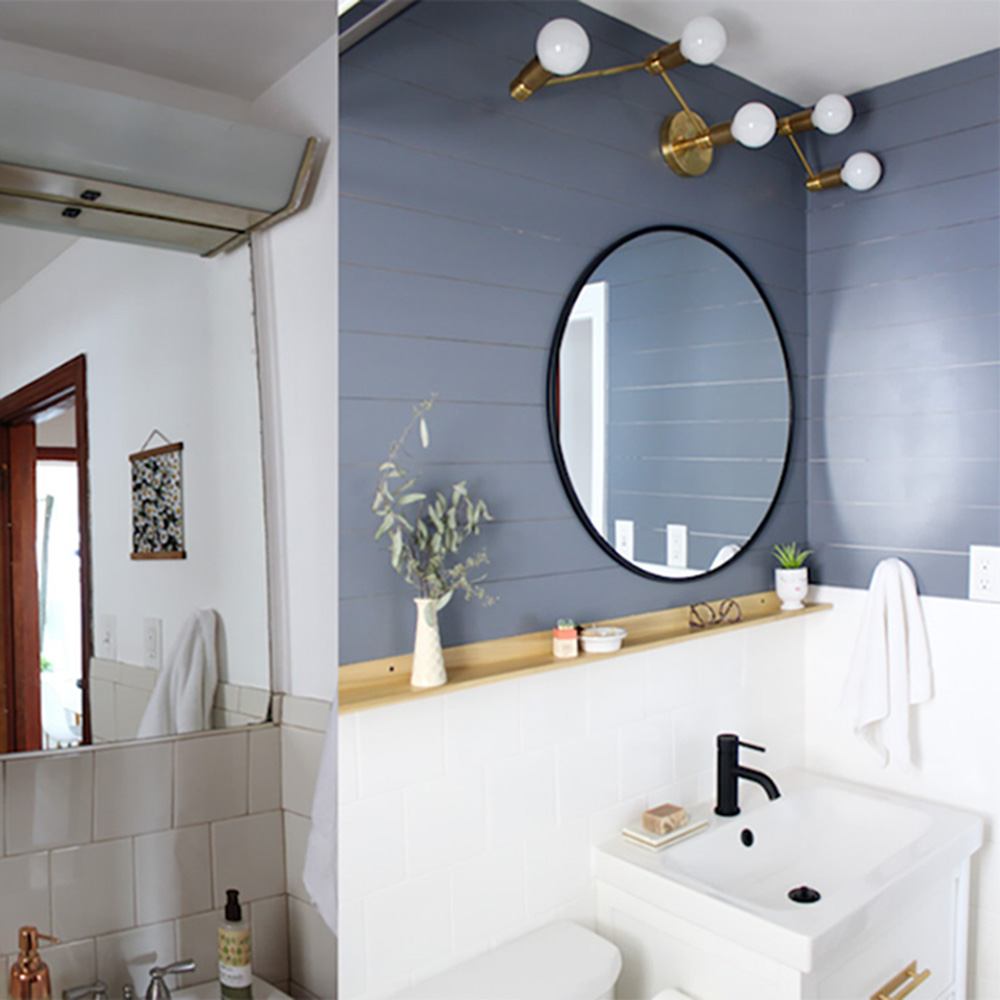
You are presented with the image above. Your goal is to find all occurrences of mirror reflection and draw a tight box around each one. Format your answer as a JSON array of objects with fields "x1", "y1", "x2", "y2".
[
  {"x1": 550, "y1": 227, "x2": 790, "y2": 579},
  {"x1": 0, "y1": 228, "x2": 269, "y2": 752}
]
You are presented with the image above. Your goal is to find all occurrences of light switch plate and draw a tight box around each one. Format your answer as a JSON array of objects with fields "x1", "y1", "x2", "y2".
[
  {"x1": 98, "y1": 614, "x2": 117, "y2": 660},
  {"x1": 614, "y1": 519, "x2": 634, "y2": 561},
  {"x1": 667, "y1": 524, "x2": 688, "y2": 568},
  {"x1": 969, "y1": 545, "x2": 1000, "y2": 602},
  {"x1": 142, "y1": 617, "x2": 163, "y2": 669}
]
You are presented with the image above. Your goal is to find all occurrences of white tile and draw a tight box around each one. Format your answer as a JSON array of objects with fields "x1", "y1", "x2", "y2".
[
  {"x1": 443, "y1": 682, "x2": 519, "y2": 772},
  {"x1": 357, "y1": 698, "x2": 445, "y2": 798},
  {"x1": 524, "y1": 819, "x2": 592, "y2": 916},
  {"x1": 94, "y1": 741, "x2": 173, "y2": 840},
  {"x1": 620, "y1": 713, "x2": 674, "y2": 801},
  {"x1": 405, "y1": 769, "x2": 486, "y2": 877},
  {"x1": 588, "y1": 653, "x2": 647, "y2": 732},
  {"x1": 216, "y1": 683, "x2": 241, "y2": 710},
  {"x1": 339, "y1": 711, "x2": 360, "y2": 804},
  {"x1": 0, "y1": 853, "x2": 49, "y2": 944},
  {"x1": 288, "y1": 896, "x2": 338, "y2": 1000},
  {"x1": 589, "y1": 796, "x2": 645, "y2": 845},
  {"x1": 90, "y1": 678, "x2": 117, "y2": 741},
  {"x1": 52, "y1": 839, "x2": 134, "y2": 939},
  {"x1": 450, "y1": 844, "x2": 526, "y2": 953},
  {"x1": 44, "y1": 939, "x2": 97, "y2": 1000},
  {"x1": 365, "y1": 873, "x2": 452, "y2": 991},
  {"x1": 249, "y1": 726, "x2": 281, "y2": 814},
  {"x1": 135, "y1": 825, "x2": 212, "y2": 924},
  {"x1": 520, "y1": 668, "x2": 588, "y2": 751},
  {"x1": 174, "y1": 909, "x2": 220, "y2": 989},
  {"x1": 645, "y1": 643, "x2": 702, "y2": 712},
  {"x1": 338, "y1": 898, "x2": 366, "y2": 1000},
  {"x1": 90, "y1": 658, "x2": 121, "y2": 682},
  {"x1": 115, "y1": 683, "x2": 152, "y2": 742},
  {"x1": 972, "y1": 904, "x2": 1000, "y2": 982},
  {"x1": 5, "y1": 751, "x2": 92, "y2": 854},
  {"x1": 240, "y1": 686, "x2": 272, "y2": 721},
  {"x1": 284, "y1": 810, "x2": 311, "y2": 902},
  {"x1": 281, "y1": 725, "x2": 324, "y2": 817},
  {"x1": 250, "y1": 895, "x2": 289, "y2": 985},
  {"x1": 211, "y1": 810, "x2": 284, "y2": 906},
  {"x1": 175, "y1": 731, "x2": 248, "y2": 826},
  {"x1": 282, "y1": 696, "x2": 333, "y2": 733},
  {"x1": 486, "y1": 749, "x2": 557, "y2": 847},
  {"x1": 556, "y1": 731, "x2": 619, "y2": 824},
  {"x1": 119, "y1": 662, "x2": 157, "y2": 691},
  {"x1": 340, "y1": 792, "x2": 406, "y2": 901},
  {"x1": 95, "y1": 920, "x2": 175, "y2": 999}
]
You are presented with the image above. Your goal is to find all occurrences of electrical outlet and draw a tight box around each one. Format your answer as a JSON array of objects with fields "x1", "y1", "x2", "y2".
[
  {"x1": 97, "y1": 614, "x2": 117, "y2": 660},
  {"x1": 614, "y1": 519, "x2": 634, "y2": 561},
  {"x1": 667, "y1": 523, "x2": 688, "y2": 568},
  {"x1": 142, "y1": 617, "x2": 163, "y2": 670},
  {"x1": 969, "y1": 545, "x2": 1000, "y2": 602}
]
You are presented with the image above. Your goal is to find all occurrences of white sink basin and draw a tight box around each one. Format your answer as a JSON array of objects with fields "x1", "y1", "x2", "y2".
[{"x1": 596, "y1": 770, "x2": 983, "y2": 972}]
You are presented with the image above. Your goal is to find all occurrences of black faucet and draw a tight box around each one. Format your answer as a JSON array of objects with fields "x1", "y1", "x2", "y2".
[{"x1": 715, "y1": 733, "x2": 781, "y2": 816}]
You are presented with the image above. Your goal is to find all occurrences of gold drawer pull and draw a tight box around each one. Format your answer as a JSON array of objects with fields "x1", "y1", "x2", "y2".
[{"x1": 871, "y1": 960, "x2": 931, "y2": 1000}]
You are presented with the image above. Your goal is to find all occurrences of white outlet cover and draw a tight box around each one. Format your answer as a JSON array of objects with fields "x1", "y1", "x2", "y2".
[
  {"x1": 142, "y1": 617, "x2": 163, "y2": 669},
  {"x1": 969, "y1": 545, "x2": 1000, "y2": 603},
  {"x1": 98, "y1": 613, "x2": 117, "y2": 659}
]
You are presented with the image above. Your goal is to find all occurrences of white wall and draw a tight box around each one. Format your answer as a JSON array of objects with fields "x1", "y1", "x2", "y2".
[
  {"x1": 339, "y1": 622, "x2": 806, "y2": 998},
  {"x1": 804, "y1": 585, "x2": 1000, "y2": 1000},
  {"x1": 0, "y1": 239, "x2": 269, "y2": 689}
]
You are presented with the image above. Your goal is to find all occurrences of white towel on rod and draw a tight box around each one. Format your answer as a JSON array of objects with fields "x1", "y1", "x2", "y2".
[
  {"x1": 839, "y1": 558, "x2": 932, "y2": 766},
  {"x1": 136, "y1": 609, "x2": 219, "y2": 739},
  {"x1": 303, "y1": 701, "x2": 338, "y2": 934}
]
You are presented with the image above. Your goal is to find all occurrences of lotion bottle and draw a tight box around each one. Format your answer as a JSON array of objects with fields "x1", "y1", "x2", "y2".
[{"x1": 218, "y1": 889, "x2": 252, "y2": 998}]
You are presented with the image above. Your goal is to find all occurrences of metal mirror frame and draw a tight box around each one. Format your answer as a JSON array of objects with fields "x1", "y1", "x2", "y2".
[{"x1": 545, "y1": 225, "x2": 794, "y2": 581}]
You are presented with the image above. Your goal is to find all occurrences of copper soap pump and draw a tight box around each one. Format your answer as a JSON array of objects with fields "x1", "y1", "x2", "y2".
[{"x1": 9, "y1": 926, "x2": 60, "y2": 1000}]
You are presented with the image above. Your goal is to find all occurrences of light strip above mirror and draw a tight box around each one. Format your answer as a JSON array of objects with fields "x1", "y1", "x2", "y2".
[{"x1": 509, "y1": 16, "x2": 882, "y2": 192}]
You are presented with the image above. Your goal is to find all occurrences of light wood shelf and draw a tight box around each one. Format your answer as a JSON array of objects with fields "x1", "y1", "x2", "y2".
[{"x1": 339, "y1": 590, "x2": 831, "y2": 715}]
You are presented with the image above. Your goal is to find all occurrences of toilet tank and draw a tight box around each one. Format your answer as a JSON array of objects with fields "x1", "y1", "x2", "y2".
[{"x1": 393, "y1": 921, "x2": 622, "y2": 1000}]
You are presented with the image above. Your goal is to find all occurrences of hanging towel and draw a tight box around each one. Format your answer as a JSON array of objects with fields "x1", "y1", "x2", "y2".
[
  {"x1": 839, "y1": 558, "x2": 932, "y2": 766},
  {"x1": 303, "y1": 701, "x2": 338, "y2": 934},
  {"x1": 136, "y1": 609, "x2": 219, "y2": 738}
]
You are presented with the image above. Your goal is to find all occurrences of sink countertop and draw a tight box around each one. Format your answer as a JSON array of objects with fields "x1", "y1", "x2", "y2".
[{"x1": 173, "y1": 977, "x2": 291, "y2": 1000}]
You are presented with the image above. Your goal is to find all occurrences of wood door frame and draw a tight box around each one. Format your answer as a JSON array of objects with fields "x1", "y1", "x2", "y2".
[{"x1": 0, "y1": 355, "x2": 91, "y2": 751}]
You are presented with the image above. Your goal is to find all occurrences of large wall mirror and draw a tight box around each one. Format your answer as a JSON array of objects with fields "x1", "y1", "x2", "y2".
[
  {"x1": 548, "y1": 227, "x2": 791, "y2": 580},
  {"x1": 0, "y1": 225, "x2": 269, "y2": 753}
]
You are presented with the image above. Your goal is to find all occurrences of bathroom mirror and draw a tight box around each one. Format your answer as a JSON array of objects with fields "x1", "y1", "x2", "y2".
[
  {"x1": 548, "y1": 227, "x2": 791, "y2": 579},
  {"x1": 0, "y1": 225, "x2": 270, "y2": 752}
]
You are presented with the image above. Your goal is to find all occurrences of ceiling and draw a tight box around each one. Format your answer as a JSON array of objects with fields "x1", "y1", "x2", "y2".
[{"x1": 582, "y1": 1, "x2": 1000, "y2": 104}]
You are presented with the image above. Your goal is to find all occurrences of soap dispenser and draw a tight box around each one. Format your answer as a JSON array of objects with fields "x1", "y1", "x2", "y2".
[
  {"x1": 8, "y1": 926, "x2": 59, "y2": 1000},
  {"x1": 218, "y1": 889, "x2": 252, "y2": 999}
]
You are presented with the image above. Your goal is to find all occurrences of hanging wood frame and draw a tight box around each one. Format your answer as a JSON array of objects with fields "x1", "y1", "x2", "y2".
[{"x1": 130, "y1": 440, "x2": 186, "y2": 560}]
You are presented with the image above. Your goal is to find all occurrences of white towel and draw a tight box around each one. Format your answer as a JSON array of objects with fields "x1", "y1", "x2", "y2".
[
  {"x1": 136, "y1": 610, "x2": 219, "y2": 738},
  {"x1": 839, "y1": 558, "x2": 932, "y2": 766},
  {"x1": 303, "y1": 702, "x2": 338, "y2": 933}
]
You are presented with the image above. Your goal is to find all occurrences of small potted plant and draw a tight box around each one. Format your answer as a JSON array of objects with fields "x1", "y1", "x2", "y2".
[
  {"x1": 372, "y1": 397, "x2": 494, "y2": 688},
  {"x1": 772, "y1": 542, "x2": 812, "y2": 611}
]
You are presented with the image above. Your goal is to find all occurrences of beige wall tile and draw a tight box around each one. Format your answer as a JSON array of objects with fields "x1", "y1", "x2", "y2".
[
  {"x1": 280, "y1": 727, "x2": 323, "y2": 818},
  {"x1": 288, "y1": 896, "x2": 337, "y2": 1000},
  {"x1": 174, "y1": 909, "x2": 220, "y2": 989},
  {"x1": 249, "y1": 726, "x2": 281, "y2": 814},
  {"x1": 211, "y1": 811, "x2": 284, "y2": 907},
  {"x1": 135, "y1": 825, "x2": 212, "y2": 924},
  {"x1": 52, "y1": 839, "x2": 134, "y2": 939},
  {"x1": 115, "y1": 684, "x2": 152, "y2": 742},
  {"x1": 43, "y1": 939, "x2": 97, "y2": 1000},
  {"x1": 90, "y1": 679, "x2": 117, "y2": 741},
  {"x1": 281, "y1": 697, "x2": 331, "y2": 734},
  {"x1": 175, "y1": 731, "x2": 248, "y2": 826},
  {"x1": 5, "y1": 751, "x2": 92, "y2": 854},
  {"x1": 95, "y1": 920, "x2": 176, "y2": 999},
  {"x1": 283, "y1": 811, "x2": 310, "y2": 903},
  {"x1": 94, "y1": 741, "x2": 173, "y2": 840},
  {"x1": 250, "y1": 895, "x2": 290, "y2": 986},
  {"x1": 0, "y1": 853, "x2": 49, "y2": 944}
]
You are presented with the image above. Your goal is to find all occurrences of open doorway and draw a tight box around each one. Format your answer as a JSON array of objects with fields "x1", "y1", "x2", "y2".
[{"x1": 0, "y1": 356, "x2": 90, "y2": 752}]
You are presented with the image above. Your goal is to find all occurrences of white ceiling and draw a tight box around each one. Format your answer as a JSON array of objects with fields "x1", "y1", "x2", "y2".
[{"x1": 582, "y1": 1, "x2": 1000, "y2": 104}]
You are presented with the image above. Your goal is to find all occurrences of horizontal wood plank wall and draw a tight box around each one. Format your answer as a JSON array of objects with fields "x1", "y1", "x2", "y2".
[
  {"x1": 806, "y1": 49, "x2": 1000, "y2": 596},
  {"x1": 340, "y1": 0, "x2": 809, "y2": 664}
]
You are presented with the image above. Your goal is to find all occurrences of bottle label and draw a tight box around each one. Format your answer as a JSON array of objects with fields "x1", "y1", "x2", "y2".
[{"x1": 219, "y1": 927, "x2": 252, "y2": 988}]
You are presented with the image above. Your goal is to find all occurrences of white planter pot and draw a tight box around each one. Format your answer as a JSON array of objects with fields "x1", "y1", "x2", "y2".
[
  {"x1": 774, "y1": 567, "x2": 808, "y2": 611},
  {"x1": 410, "y1": 595, "x2": 449, "y2": 688}
]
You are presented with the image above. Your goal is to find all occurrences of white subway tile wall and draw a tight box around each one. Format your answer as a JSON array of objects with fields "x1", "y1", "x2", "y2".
[
  {"x1": 339, "y1": 622, "x2": 806, "y2": 997},
  {"x1": 0, "y1": 724, "x2": 287, "y2": 997}
]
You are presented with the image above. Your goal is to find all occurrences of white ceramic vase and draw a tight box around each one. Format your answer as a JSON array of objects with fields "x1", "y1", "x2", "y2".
[
  {"x1": 410, "y1": 592, "x2": 452, "y2": 688},
  {"x1": 774, "y1": 567, "x2": 808, "y2": 611}
]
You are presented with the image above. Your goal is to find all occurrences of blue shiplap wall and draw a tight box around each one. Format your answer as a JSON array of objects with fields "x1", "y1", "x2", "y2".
[
  {"x1": 340, "y1": 0, "x2": 809, "y2": 664},
  {"x1": 806, "y1": 49, "x2": 1000, "y2": 596}
]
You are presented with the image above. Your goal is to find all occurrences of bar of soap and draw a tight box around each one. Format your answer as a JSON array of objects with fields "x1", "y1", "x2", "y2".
[{"x1": 642, "y1": 802, "x2": 688, "y2": 835}]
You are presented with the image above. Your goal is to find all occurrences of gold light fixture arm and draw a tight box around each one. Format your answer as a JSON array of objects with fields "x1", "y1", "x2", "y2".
[
  {"x1": 544, "y1": 61, "x2": 646, "y2": 86},
  {"x1": 786, "y1": 134, "x2": 817, "y2": 180}
]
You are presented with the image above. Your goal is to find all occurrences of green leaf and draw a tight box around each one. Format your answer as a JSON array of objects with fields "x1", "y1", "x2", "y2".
[
  {"x1": 395, "y1": 493, "x2": 426, "y2": 506},
  {"x1": 374, "y1": 513, "x2": 394, "y2": 540},
  {"x1": 419, "y1": 417, "x2": 429, "y2": 449}
]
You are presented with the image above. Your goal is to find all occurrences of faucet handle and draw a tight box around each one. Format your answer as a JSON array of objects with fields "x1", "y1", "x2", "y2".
[
  {"x1": 63, "y1": 982, "x2": 108, "y2": 1000},
  {"x1": 145, "y1": 961, "x2": 196, "y2": 1000},
  {"x1": 739, "y1": 739, "x2": 766, "y2": 753}
]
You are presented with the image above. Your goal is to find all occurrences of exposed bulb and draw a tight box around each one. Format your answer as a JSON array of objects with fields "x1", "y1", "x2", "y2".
[
  {"x1": 841, "y1": 151, "x2": 882, "y2": 191},
  {"x1": 731, "y1": 102, "x2": 777, "y2": 148},
  {"x1": 811, "y1": 94, "x2": 853, "y2": 135},
  {"x1": 679, "y1": 16, "x2": 727, "y2": 66},
  {"x1": 535, "y1": 18, "x2": 590, "y2": 76}
]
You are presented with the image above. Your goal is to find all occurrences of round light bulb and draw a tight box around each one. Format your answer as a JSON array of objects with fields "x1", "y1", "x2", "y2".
[
  {"x1": 811, "y1": 94, "x2": 853, "y2": 135},
  {"x1": 841, "y1": 151, "x2": 882, "y2": 191},
  {"x1": 535, "y1": 18, "x2": 590, "y2": 76},
  {"x1": 679, "y1": 16, "x2": 727, "y2": 66},
  {"x1": 730, "y1": 102, "x2": 777, "y2": 148}
]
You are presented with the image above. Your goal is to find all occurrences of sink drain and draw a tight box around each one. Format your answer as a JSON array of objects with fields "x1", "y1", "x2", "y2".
[{"x1": 788, "y1": 885, "x2": 821, "y2": 904}]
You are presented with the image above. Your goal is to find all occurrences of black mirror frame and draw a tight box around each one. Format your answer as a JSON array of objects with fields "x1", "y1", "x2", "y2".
[{"x1": 545, "y1": 225, "x2": 794, "y2": 582}]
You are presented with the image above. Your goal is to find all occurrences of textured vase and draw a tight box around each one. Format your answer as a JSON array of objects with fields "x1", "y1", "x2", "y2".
[
  {"x1": 411, "y1": 596, "x2": 447, "y2": 688},
  {"x1": 775, "y1": 567, "x2": 808, "y2": 611}
]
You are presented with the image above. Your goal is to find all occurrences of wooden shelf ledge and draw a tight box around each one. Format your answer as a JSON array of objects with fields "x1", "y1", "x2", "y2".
[{"x1": 339, "y1": 590, "x2": 831, "y2": 715}]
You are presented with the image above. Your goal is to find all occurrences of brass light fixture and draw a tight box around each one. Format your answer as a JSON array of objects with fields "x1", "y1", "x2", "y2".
[{"x1": 509, "y1": 17, "x2": 883, "y2": 193}]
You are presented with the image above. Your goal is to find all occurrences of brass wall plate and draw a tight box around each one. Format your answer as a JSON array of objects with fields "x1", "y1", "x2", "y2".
[{"x1": 660, "y1": 111, "x2": 713, "y2": 177}]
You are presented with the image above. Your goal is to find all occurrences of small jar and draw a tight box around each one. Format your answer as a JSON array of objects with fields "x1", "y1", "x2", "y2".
[{"x1": 552, "y1": 619, "x2": 579, "y2": 658}]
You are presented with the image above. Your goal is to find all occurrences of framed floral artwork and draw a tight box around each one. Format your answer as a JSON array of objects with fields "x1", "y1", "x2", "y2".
[{"x1": 130, "y1": 440, "x2": 186, "y2": 559}]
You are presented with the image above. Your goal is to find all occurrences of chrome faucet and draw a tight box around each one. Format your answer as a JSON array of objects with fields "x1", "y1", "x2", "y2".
[
  {"x1": 715, "y1": 733, "x2": 781, "y2": 816},
  {"x1": 144, "y1": 960, "x2": 196, "y2": 1000}
]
